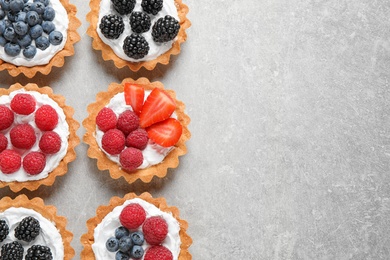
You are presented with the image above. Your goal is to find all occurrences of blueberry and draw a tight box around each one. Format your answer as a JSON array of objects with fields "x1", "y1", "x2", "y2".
[
  {"x1": 7, "y1": 11, "x2": 17, "y2": 22},
  {"x1": 0, "y1": 20, "x2": 5, "y2": 35},
  {"x1": 105, "y1": 237, "x2": 119, "y2": 252},
  {"x1": 26, "y1": 11, "x2": 40, "y2": 26},
  {"x1": 13, "y1": 21, "x2": 28, "y2": 35},
  {"x1": 42, "y1": 20, "x2": 54, "y2": 33},
  {"x1": 130, "y1": 245, "x2": 144, "y2": 259},
  {"x1": 0, "y1": 0, "x2": 11, "y2": 11},
  {"x1": 42, "y1": 6, "x2": 54, "y2": 21},
  {"x1": 4, "y1": 42, "x2": 21, "y2": 56},
  {"x1": 15, "y1": 11, "x2": 27, "y2": 22},
  {"x1": 35, "y1": 35, "x2": 49, "y2": 50},
  {"x1": 0, "y1": 9, "x2": 5, "y2": 20},
  {"x1": 0, "y1": 36, "x2": 6, "y2": 46},
  {"x1": 29, "y1": 24, "x2": 42, "y2": 38},
  {"x1": 33, "y1": 0, "x2": 49, "y2": 6},
  {"x1": 23, "y1": 45, "x2": 36, "y2": 58},
  {"x1": 3, "y1": 26, "x2": 15, "y2": 41},
  {"x1": 10, "y1": 0, "x2": 24, "y2": 12},
  {"x1": 130, "y1": 232, "x2": 144, "y2": 246},
  {"x1": 23, "y1": 2, "x2": 32, "y2": 12},
  {"x1": 17, "y1": 33, "x2": 31, "y2": 47},
  {"x1": 115, "y1": 226, "x2": 129, "y2": 240},
  {"x1": 118, "y1": 236, "x2": 132, "y2": 253},
  {"x1": 115, "y1": 251, "x2": 130, "y2": 260},
  {"x1": 30, "y1": 1, "x2": 45, "y2": 14}
]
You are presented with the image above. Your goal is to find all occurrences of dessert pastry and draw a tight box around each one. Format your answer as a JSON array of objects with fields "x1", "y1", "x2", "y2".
[
  {"x1": 0, "y1": 83, "x2": 79, "y2": 192},
  {"x1": 83, "y1": 77, "x2": 190, "y2": 184},
  {"x1": 86, "y1": 0, "x2": 190, "y2": 71},
  {"x1": 81, "y1": 192, "x2": 192, "y2": 259},
  {"x1": 0, "y1": 0, "x2": 80, "y2": 78},
  {"x1": 0, "y1": 194, "x2": 74, "y2": 259}
]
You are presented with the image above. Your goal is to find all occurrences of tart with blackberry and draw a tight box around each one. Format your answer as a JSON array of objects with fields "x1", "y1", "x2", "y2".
[
  {"x1": 81, "y1": 192, "x2": 192, "y2": 259},
  {"x1": 86, "y1": 0, "x2": 190, "y2": 71},
  {"x1": 0, "y1": 194, "x2": 74, "y2": 259},
  {"x1": 0, "y1": 83, "x2": 79, "y2": 192},
  {"x1": 0, "y1": 0, "x2": 81, "y2": 77},
  {"x1": 83, "y1": 77, "x2": 190, "y2": 184}
]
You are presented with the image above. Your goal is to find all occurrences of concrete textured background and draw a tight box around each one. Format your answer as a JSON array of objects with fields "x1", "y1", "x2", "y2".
[{"x1": 1, "y1": 0, "x2": 390, "y2": 259}]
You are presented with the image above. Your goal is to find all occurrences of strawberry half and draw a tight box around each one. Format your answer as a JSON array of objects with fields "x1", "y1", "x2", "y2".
[
  {"x1": 139, "y1": 88, "x2": 176, "y2": 128},
  {"x1": 146, "y1": 118, "x2": 182, "y2": 147},
  {"x1": 124, "y1": 83, "x2": 144, "y2": 116}
]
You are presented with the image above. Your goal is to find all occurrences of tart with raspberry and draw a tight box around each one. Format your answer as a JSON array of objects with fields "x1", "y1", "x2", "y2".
[
  {"x1": 81, "y1": 192, "x2": 192, "y2": 260},
  {"x1": 0, "y1": 194, "x2": 74, "y2": 259},
  {"x1": 83, "y1": 77, "x2": 190, "y2": 184},
  {"x1": 0, "y1": 83, "x2": 79, "y2": 192},
  {"x1": 0, "y1": 0, "x2": 81, "y2": 78},
  {"x1": 86, "y1": 0, "x2": 190, "y2": 71}
]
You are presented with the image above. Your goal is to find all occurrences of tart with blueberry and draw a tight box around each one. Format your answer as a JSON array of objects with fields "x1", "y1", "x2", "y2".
[
  {"x1": 0, "y1": 83, "x2": 79, "y2": 192},
  {"x1": 0, "y1": 194, "x2": 74, "y2": 259},
  {"x1": 86, "y1": 0, "x2": 190, "y2": 71},
  {"x1": 83, "y1": 77, "x2": 190, "y2": 184},
  {"x1": 0, "y1": 0, "x2": 80, "y2": 77},
  {"x1": 81, "y1": 192, "x2": 192, "y2": 260}
]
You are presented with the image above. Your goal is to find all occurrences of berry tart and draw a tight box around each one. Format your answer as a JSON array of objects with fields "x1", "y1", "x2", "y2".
[
  {"x1": 81, "y1": 192, "x2": 192, "y2": 260},
  {"x1": 0, "y1": 194, "x2": 74, "y2": 259},
  {"x1": 83, "y1": 77, "x2": 190, "y2": 184},
  {"x1": 86, "y1": 0, "x2": 190, "y2": 71},
  {"x1": 0, "y1": 0, "x2": 80, "y2": 78},
  {"x1": 0, "y1": 83, "x2": 79, "y2": 192}
]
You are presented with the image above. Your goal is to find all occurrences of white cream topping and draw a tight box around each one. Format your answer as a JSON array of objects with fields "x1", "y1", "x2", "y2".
[
  {"x1": 95, "y1": 91, "x2": 174, "y2": 170},
  {"x1": 0, "y1": 0, "x2": 68, "y2": 67},
  {"x1": 97, "y1": 0, "x2": 179, "y2": 62},
  {"x1": 92, "y1": 198, "x2": 181, "y2": 260},
  {"x1": 0, "y1": 89, "x2": 69, "y2": 182},
  {"x1": 0, "y1": 207, "x2": 64, "y2": 259}
]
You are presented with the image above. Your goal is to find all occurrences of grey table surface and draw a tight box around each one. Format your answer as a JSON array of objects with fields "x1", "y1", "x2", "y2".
[{"x1": 1, "y1": 0, "x2": 390, "y2": 259}]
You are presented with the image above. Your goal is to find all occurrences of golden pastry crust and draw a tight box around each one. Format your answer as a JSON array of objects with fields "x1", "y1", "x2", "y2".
[
  {"x1": 0, "y1": 194, "x2": 75, "y2": 259},
  {"x1": 0, "y1": 83, "x2": 80, "y2": 192},
  {"x1": 0, "y1": 0, "x2": 81, "y2": 78},
  {"x1": 86, "y1": 0, "x2": 190, "y2": 71},
  {"x1": 80, "y1": 192, "x2": 192, "y2": 259},
  {"x1": 83, "y1": 77, "x2": 191, "y2": 184}
]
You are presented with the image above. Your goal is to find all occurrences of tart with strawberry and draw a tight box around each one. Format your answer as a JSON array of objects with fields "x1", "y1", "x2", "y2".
[
  {"x1": 83, "y1": 77, "x2": 190, "y2": 184},
  {"x1": 0, "y1": 83, "x2": 79, "y2": 192},
  {"x1": 81, "y1": 192, "x2": 192, "y2": 260}
]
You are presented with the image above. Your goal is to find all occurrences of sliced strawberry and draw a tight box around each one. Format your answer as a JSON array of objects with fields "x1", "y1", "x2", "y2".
[
  {"x1": 146, "y1": 118, "x2": 182, "y2": 147},
  {"x1": 139, "y1": 88, "x2": 176, "y2": 128},
  {"x1": 124, "y1": 83, "x2": 144, "y2": 116}
]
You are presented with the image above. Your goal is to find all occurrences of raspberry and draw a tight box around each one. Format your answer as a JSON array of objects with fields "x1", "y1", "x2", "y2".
[
  {"x1": 96, "y1": 107, "x2": 117, "y2": 132},
  {"x1": 39, "y1": 131, "x2": 61, "y2": 154},
  {"x1": 0, "y1": 149, "x2": 21, "y2": 174},
  {"x1": 144, "y1": 246, "x2": 173, "y2": 260},
  {"x1": 117, "y1": 110, "x2": 139, "y2": 136},
  {"x1": 10, "y1": 124, "x2": 36, "y2": 149},
  {"x1": 119, "y1": 203, "x2": 146, "y2": 230},
  {"x1": 119, "y1": 147, "x2": 143, "y2": 171},
  {"x1": 101, "y1": 129, "x2": 125, "y2": 155},
  {"x1": 35, "y1": 105, "x2": 59, "y2": 131},
  {"x1": 23, "y1": 151, "x2": 46, "y2": 175},
  {"x1": 126, "y1": 128, "x2": 149, "y2": 150},
  {"x1": 0, "y1": 105, "x2": 14, "y2": 131},
  {"x1": 10, "y1": 93, "x2": 36, "y2": 115},
  {"x1": 142, "y1": 216, "x2": 168, "y2": 245},
  {"x1": 0, "y1": 133, "x2": 8, "y2": 153}
]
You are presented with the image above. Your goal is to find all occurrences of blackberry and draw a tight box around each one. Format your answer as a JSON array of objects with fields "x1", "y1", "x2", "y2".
[
  {"x1": 152, "y1": 15, "x2": 180, "y2": 43},
  {"x1": 141, "y1": 0, "x2": 163, "y2": 15},
  {"x1": 0, "y1": 219, "x2": 9, "y2": 242},
  {"x1": 111, "y1": 0, "x2": 135, "y2": 15},
  {"x1": 14, "y1": 216, "x2": 40, "y2": 242},
  {"x1": 0, "y1": 241, "x2": 24, "y2": 260},
  {"x1": 122, "y1": 33, "x2": 149, "y2": 60},
  {"x1": 25, "y1": 245, "x2": 53, "y2": 260},
  {"x1": 99, "y1": 14, "x2": 124, "y2": 39},
  {"x1": 130, "y1": 11, "x2": 151, "y2": 34}
]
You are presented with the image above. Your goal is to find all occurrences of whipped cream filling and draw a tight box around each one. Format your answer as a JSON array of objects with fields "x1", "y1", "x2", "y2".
[
  {"x1": 97, "y1": 0, "x2": 179, "y2": 62},
  {"x1": 95, "y1": 91, "x2": 174, "y2": 170},
  {"x1": 0, "y1": 89, "x2": 70, "y2": 182},
  {"x1": 0, "y1": 0, "x2": 68, "y2": 67},
  {"x1": 92, "y1": 198, "x2": 181, "y2": 260},
  {"x1": 0, "y1": 207, "x2": 64, "y2": 259}
]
